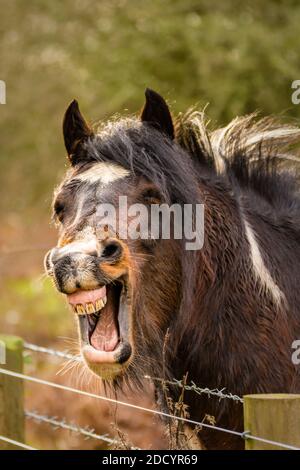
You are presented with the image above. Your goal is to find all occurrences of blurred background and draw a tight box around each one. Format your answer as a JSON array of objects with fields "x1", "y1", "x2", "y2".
[{"x1": 1, "y1": 0, "x2": 300, "y2": 449}]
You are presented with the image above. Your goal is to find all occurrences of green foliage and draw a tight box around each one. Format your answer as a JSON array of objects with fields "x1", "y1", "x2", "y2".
[
  {"x1": 1, "y1": 0, "x2": 300, "y2": 220},
  {"x1": 0, "y1": 277, "x2": 73, "y2": 338}
]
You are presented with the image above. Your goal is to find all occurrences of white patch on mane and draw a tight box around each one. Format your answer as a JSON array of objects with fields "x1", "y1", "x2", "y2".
[
  {"x1": 75, "y1": 162, "x2": 129, "y2": 184},
  {"x1": 243, "y1": 128, "x2": 300, "y2": 149},
  {"x1": 184, "y1": 111, "x2": 300, "y2": 175},
  {"x1": 243, "y1": 218, "x2": 284, "y2": 306}
]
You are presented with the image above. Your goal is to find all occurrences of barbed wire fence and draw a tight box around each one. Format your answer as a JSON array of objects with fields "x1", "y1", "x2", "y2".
[
  {"x1": 145, "y1": 376, "x2": 244, "y2": 403},
  {"x1": 25, "y1": 410, "x2": 136, "y2": 448},
  {"x1": 24, "y1": 343, "x2": 244, "y2": 403},
  {"x1": 0, "y1": 341, "x2": 299, "y2": 451}
]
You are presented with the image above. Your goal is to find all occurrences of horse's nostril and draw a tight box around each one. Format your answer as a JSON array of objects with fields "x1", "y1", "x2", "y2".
[{"x1": 101, "y1": 241, "x2": 122, "y2": 260}]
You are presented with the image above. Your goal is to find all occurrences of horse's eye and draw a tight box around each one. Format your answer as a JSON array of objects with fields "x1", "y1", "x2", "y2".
[{"x1": 53, "y1": 201, "x2": 65, "y2": 222}]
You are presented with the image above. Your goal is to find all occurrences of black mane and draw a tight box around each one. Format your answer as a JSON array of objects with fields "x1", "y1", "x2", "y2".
[
  {"x1": 75, "y1": 111, "x2": 300, "y2": 226},
  {"x1": 80, "y1": 119, "x2": 200, "y2": 206}
]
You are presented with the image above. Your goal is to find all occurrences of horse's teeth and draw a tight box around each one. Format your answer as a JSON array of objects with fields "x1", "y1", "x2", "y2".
[
  {"x1": 95, "y1": 299, "x2": 104, "y2": 311},
  {"x1": 76, "y1": 304, "x2": 85, "y2": 315},
  {"x1": 86, "y1": 302, "x2": 95, "y2": 314},
  {"x1": 72, "y1": 296, "x2": 107, "y2": 316}
]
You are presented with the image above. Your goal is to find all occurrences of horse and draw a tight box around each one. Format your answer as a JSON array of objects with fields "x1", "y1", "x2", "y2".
[{"x1": 45, "y1": 89, "x2": 300, "y2": 449}]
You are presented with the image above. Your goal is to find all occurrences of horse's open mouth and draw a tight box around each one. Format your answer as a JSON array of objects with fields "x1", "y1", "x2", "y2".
[{"x1": 67, "y1": 279, "x2": 132, "y2": 378}]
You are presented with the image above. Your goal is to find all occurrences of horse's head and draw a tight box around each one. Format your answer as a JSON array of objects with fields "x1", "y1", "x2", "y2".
[{"x1": 45, "y1": 90, "x2": 202, "y2": 382}]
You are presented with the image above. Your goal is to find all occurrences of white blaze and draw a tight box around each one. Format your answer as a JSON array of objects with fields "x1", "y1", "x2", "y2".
[{"x1": 75, "y1": 162, "x2": 130, "y2": 185}]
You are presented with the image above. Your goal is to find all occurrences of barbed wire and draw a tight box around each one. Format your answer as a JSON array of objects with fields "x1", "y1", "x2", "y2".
[
  {"x1": 24, "y1": 342, "x2": 243, "y2": 402},
  {"x1": 0, "y1": 434, "x2": 37, "y2": 450},
  {"x1": 25, "y1": 410, "x2": 138, "y2": 448},
  {"x1": 0, "y1": 367, "x2": 298, "y2": 450},
  {"x1": 24, "y1": 342, "x2": 81, "y2": 362},
  {"x1": 0, "y1": 367, "x2": 242, "y2": 437},
  {"x1": 145, "y1": 376, "x2": 244, "y2": 403}
]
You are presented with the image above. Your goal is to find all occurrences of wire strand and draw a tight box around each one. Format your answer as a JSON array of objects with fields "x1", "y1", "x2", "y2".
[
  {"x1": 146, "y1": 376, "x2": 244, "y2": 403},
  {"x1": 24, "y1": 342, "x2": 243, "y2": 402},
  {"x1": 0, "y1": 367, "x2": 298, "y2": 450},
  {"x1": 0, "y1": 434, "x2": 37, "y2": 450},
  {"x1": 25, "y1": 410, "x2": 139, "y2": 449},
  {"x1": 24, "y1": 342, "x2": 81, "y2": 362}
]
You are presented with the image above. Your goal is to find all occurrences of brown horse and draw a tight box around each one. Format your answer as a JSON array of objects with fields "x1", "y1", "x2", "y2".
[{"x1": 45, "y1": 89, "x2": 300, "y2": 449}]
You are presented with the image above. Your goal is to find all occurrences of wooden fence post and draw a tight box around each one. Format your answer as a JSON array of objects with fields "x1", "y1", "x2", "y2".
[
  {"x1": 243, "y1": 394, "x2": 300, "y2": 450},
  {"x1": 0, "y1": 335, "x2": 24, "y2": 449}
]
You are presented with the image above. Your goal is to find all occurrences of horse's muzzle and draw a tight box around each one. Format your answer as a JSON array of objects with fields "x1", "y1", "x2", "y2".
[{"x1": 44, "y1": 238, "x2": 123, "y2": 293}]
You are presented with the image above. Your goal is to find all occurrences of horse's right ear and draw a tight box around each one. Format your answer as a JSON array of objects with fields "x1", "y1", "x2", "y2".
[
  {"x1": 141, "y1": 88, "x2": 174, "y2": 139},
  {"x1": 63, "y1": 100, "x2": 93, "y2": 164}
]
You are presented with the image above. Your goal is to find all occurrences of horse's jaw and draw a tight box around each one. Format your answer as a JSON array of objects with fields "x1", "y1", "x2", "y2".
[{"x1": 67, "y1": 278, "x2": 133, "y2": 380}]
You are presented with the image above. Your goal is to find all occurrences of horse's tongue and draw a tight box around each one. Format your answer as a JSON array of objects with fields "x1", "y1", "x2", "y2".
[{"x1": 91, "y1": 307, "x2": 119, "y2": 352}]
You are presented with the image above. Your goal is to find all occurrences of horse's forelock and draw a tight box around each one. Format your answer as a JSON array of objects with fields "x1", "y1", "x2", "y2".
[{"x1": 78, "y1": 117, "x2": 201, "y2": 207}]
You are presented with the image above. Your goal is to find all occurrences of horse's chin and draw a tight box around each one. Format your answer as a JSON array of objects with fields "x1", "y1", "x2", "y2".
[
  {"x1": 82, "y1": 353, "x2": 129, "y2": 380},
  {"x1": 67, "y1": 277, "x2": 133, "y2": 380}
]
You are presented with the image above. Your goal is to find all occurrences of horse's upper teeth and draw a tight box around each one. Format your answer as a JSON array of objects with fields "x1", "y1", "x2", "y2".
[
  {"x1": 76, "y1": 304, "x2": 85, "y2": 315},
  {"x1": 72, "y1": 295, "x2": 107, "y2": 315},
  {"x1": 95, "y1": 298, "x2": 105, "y2": 311},
  {"x1": 86, "y1": 302, "x2": 95, "y2": 314}
]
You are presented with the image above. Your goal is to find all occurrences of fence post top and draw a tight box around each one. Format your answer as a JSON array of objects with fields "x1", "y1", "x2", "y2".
[
  {"x1": 244, "y1": 393, "x2": 300, "y2": 400},
  {"x1": 0, "y1": 335, "x2": 23, "y2": 350}
]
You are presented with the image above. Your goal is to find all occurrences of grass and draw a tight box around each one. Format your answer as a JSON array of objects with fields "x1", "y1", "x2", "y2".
[{"x1": 0, "y1": 277, "x2": 73, "y2": 342}]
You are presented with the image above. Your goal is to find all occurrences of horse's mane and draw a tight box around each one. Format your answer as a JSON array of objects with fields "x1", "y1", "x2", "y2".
[
  {"x1": 84, "y1": 109, "x2": 300, "y2": 221},
  {"x1": 176, "y1": 110, "x2": 300, "y2": 215},
  {"x1": 84, "y1": 117, "x2": 200, "y2": 206}
]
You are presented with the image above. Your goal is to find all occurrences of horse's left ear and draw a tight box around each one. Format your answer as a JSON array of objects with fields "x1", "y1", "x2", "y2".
[
  {"x1": 63, "y1": 99, "x2": 93, "y2": 164},
  {"x1": 141, "y1": 88, "x2": 174, "y2": 139}
]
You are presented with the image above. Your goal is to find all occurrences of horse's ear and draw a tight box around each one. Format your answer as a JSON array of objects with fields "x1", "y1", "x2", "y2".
[
  {"x1": 141, "y1": 88, "x2": 174, "y2": 139},
  {"x1": 63, "y1": 100, "x2": 93, "y2": 163}
]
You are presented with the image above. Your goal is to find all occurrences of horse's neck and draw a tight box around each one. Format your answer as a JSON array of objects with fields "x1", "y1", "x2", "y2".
[
  {"x1": 166, "y1": 185, "x2": 300, "y2": 404},
  {"x1": 179, "y1": 188, "x2": 285, "y2": 353}
]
